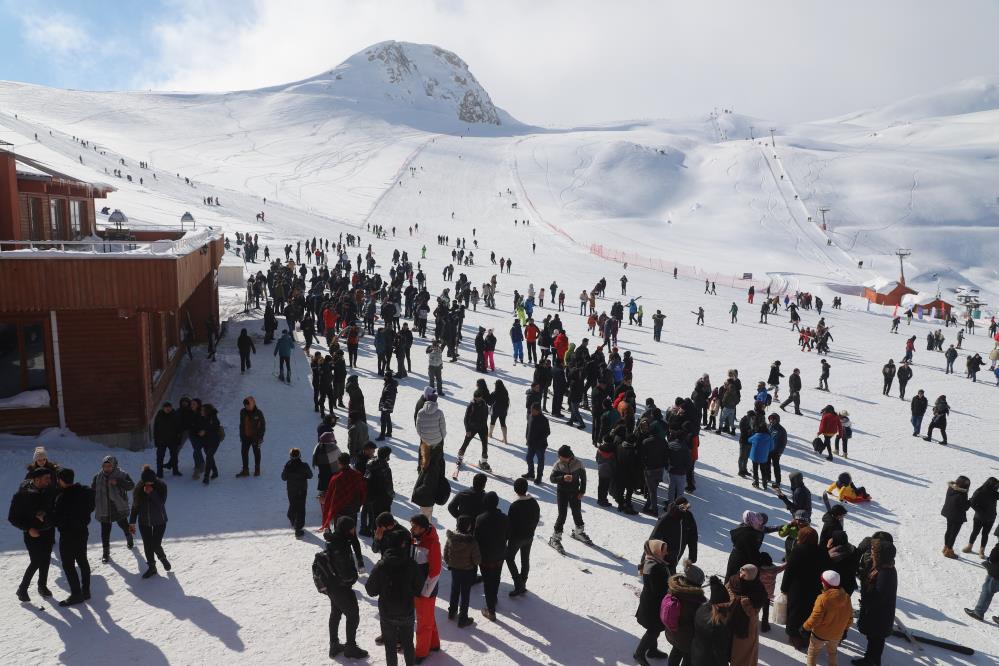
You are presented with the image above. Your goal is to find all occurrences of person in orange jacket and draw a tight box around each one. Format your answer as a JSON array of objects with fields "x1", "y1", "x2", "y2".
[
  {"x1": 410, "y1": 514, "x2": 442, "y2": 659},
  {"x1": 524, "y1": 319, "x2": 541, "y2": 365},
  {"x1": 816, "y1": 406, "x2": 841, "y2": 462},
  {"x1": 553, "y1": 330, "x2": 569, "y2": 363}
]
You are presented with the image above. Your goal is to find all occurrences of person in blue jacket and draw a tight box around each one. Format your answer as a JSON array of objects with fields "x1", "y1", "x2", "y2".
[
  {"x1": 274, "y1": 330, "x2": 295, "y2": 383},
  {"x1": 628, "y1": 299, "x2": 639, "y2": 325},
  {"x1": 748, "y1": 425, "x2": 773, "y2": 489},
  {"x1": 768, "y1": 413, "x2": 788, "y2": 489}
]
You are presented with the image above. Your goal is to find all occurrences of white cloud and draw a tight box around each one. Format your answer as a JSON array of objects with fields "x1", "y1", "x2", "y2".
[
  {"x1": 139, "y1": 0, "x2": 999, "y2": 126},
  {"x1": 21, "y1": 12, "x2": 90, "y2": 58}
]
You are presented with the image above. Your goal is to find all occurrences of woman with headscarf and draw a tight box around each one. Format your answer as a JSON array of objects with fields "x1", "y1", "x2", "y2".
[
  {"x1": 727, "y1": 564, "x2": 768, "y2": 665},
  {"x1": 726, "y1": 510, "x2": 769, "y2": 578},
  {"x1": 634, "y1": 539, "x2": 671, "y2": 666},
  {"x1": 780, "y1": 525, "x2": 826, "y2": 650}
]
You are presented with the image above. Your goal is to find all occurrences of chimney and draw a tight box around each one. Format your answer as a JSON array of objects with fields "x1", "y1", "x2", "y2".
[{"x1": 0, "y1": 150, "x2": 18, "y2": 240}]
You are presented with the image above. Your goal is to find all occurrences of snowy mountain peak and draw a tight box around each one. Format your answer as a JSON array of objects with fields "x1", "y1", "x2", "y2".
[{"x1": 282, "y1": 40, "x2": 507, "y2": 126}]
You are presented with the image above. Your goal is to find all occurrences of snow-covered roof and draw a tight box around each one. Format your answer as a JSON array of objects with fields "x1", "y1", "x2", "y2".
[{"x1": 863, "y1": 278, "x2": 903, "y2": 295}]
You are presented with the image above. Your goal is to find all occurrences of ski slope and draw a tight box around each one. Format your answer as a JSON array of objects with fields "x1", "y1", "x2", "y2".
[{"x1": 0, "y1": 41, "x2": 998, "y2": 665}]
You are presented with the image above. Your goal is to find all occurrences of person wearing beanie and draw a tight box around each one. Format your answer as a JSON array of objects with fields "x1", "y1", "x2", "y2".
[
  {"x1": 549, "y1": 446, "x2": 589, "y2": 549},
  {"x1": 727, "y1": 563, "x2": 768, "y2": 665},
  {"x1": 281, "y1": 448, "x2": 313, "y2": 538},
  {"x1": 803, "y1": 570, "x2": 853, "y2": 666},
  {"x1": 444, "y1": 514, "x2": 480, "y2": 627},
  {"x1": 91, "y1": 455, "x2": 135, "y2": 562},
  {"x1": 314, "y1": 516, "x2": 368, "y2": 659},
  {"x1": 361, "y1": 447, "x2": 395, "y2": 538},
  {"x1": 52, "y1": 467, "x2": 95, "y2": 606},
  {"x1": 474, "y1": 492, "x2": 509, "y2": 621},
  {"x1": 26, "y1": 445, "x2": 60, "y2": 483},
  {"x1": 634, "y1": 539, "x2": 672, "y2": 665},
  {"x1": 128, "y1": 466, "x2": 170, "y2": 579},
  {"x1": 9, "y1": 463, "x2": 58, "y2": 601},
  {"x1": 506, "y1": 477, "x2": 540, "y2": 597},
  {"x1": 661, "y1": 559, "x2": 707, "y2": 665},
  {"x1": 691, "y1": 575, "x2": 733, "y2": 665}
]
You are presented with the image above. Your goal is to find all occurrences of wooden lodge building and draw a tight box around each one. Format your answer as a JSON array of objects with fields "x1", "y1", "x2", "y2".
[{"x1": 0, "y1": 149, "x2": 222, "y2": 448}]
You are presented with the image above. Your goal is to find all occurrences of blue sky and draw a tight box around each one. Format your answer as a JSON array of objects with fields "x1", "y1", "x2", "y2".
[{"x1": 2, "y1": 1, "x2": 998, "y2": 125}]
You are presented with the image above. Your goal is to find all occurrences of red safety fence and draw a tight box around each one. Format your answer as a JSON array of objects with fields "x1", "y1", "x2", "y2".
[{"x1": 588, "y1": 243, "x2": 796, "y2": 295}]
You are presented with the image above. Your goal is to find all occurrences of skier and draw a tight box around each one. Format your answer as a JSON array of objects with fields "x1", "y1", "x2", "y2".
[{"x1": 548, "y1": 446, "x2": 590, "y2": 552}]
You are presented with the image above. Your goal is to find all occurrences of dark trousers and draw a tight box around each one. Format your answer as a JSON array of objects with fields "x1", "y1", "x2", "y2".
[
  {"x1": 481, "y1": 563, "x2": 502, "y2": 611},
  {"x1": 379, "y1": 616, "x2": 415, "y2": 666},
  {"x1": 204, "y1": 443, "x2": 220, "y2": 479},
  {"x1": 504, "y1": 537, "x2": 532, "y2": 584},
  {"x1": 554, "y1": 493, "x2": 583, "y2": 533},
  {"x1": 191, "y1": 440, "x2": 205, "y2": 470},
  {"x1": 863, "y1": 635, "x2": 886, "y2": 665},
  {"x1": 780, "y1": 391, "x2": 801, "y2": 413},
  {"x1": 380, "y1": 411, "x2": 393, "y2": 438},
  {"x1": 138, "y1": 523, "x2": 168, "y2": 569},
  {"x1": 449, "y1": 568, "x2": 474, "y2": 618},
  {"x1": 926, "y1": 420, "x2": 947, "y2": 444},
  {"x1": 752, "y1": 461, "x2": 771, "y2": 485},
  {"x1": 20, "y1": 530, "x2": 54, "y2": 591},
  {"x1": 278, "y1": 355, "x2": 291, "y2": 378},
  {"x1": 240, "y1": 351, "x2": 252, "y2": 371},
  {"x1": 738, "y1": 441, "x2": 750, "y2": 474},
  {"x1": 944, "y1": 518, "x2": 963, "y2": 549},
  {"x1": 287, "y1": 490, "x2": 307, "y2": 531},
  {"x1": 969, "y1": 516, "x2": 996, "y2": 549},
  {"x1": 458, "y1": 428, "x2": 488, "y2": 459},
  {"x1": 769, "y1": 453, "x2": 782, "y2": 486},
  {"x1": 527, "y1": 342, "x2": 537, "y2": 364},
  {"x1": 835, "y1": 434, "x2": 850, "y2": 456},
  {"x1": 328, "y1": 588, "x2": 360, "y2": 646},
  {"x1": 636, "y1": 627, "x2": 662, "y2": 659},
  {"x1": 241, "y1": 439, "x2": 262, "y2": 471},
  {"x1": 59, "y1": 529, "x2": 90, "y2": 596},
  {"x1": 100, "y1": 519, "x2": 130, "y2": 555},
  {"x1": 366, "y1": 500, "x2": 391, "y2": 536},
  {"x1": 526, "y1": 445, "x2": 545, "y2": 480},
  {"x1": 429, "y1": 366, "x2": 443, "y2": 394},
  {"x1": 156, "y1": 444, "x2": 179, "y2": 475}
]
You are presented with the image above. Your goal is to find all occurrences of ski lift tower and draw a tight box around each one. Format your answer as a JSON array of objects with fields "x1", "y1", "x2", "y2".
[
  {"x1": 769, "y1": 128, "x2": 777, "y2": 147},
  {"x1": 894, "y1": 248, "x2": 911, "y2": 285},
  {"x1": 819, "y1": 207, "x2": 831, "y2": 231}
]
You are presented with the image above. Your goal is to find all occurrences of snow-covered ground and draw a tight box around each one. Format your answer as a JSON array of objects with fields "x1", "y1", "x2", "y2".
[{"x1": 1, "y1": 41, "x2": 997, "y2": 665}]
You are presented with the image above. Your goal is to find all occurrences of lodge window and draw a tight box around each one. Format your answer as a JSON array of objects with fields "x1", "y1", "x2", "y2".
[
  {"x1": 49, "y1": 199, "x2": 65, "y2": 240},
  {"x1": 69, "y1": 200, "x2": 83, "y2": 239},
  {"x1": 28, "y1": 198, "x2": 44, "y2": 240},
  {"x1": 0, "y1": 322, "x2": 49, "y2": 400}
]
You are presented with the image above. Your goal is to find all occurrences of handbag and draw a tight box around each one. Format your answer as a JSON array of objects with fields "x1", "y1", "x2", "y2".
[{"x1": 773, "y1": 593, "x2": 788, "y2": 625}]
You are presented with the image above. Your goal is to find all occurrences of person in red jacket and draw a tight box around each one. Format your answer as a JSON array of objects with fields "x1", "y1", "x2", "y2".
[
  {"x1": 410, "y1": 514, "x2": 442, "y2": 659},
  {"x1": 553, "y1": 330, "x2": 569, "y2": 363},
  {"x1": 524, "y1": 320, "x2": 541, "y2": 365},
  {"x1": 321, "y1": 453, "x2": 366, "y2": 567},
  {"x1": 816, "y1": 406, "x2": 841, "y2": 462}
]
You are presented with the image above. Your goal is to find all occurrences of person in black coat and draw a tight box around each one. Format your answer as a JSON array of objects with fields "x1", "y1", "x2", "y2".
[
  {"x1": 824, "y1": 530, "x2": 858, "y2": 596},
  {"x1": 315, "y1": 516, "x2": 369, "y2": 659},
  {"x1": 10, "y1": 468, "x2": 57, "y2": 601},
  {"x1": 647, "y1": 497, "x2": 698, "y2": 569},
  {"x1": 128, "y1": 467, "x2": 170, "y2": 578},
  {"x1": 52, "y1": 468, "x2": 94, "y2": 606},
  {"x1": 505, "y1": 478, "x2": 540, "y2": 596},
  {"x1": 965, "y1": 477, "x2": 999, "y2": 557},
  {"x1": 474, "y1": 491, "x2": 509, "y2": 619},
  {"x1": 153, "y1": 402, "x2": 183, "y2": 478},
  {"x1": 281, "y1": 448, "x2": 313, "y2": 537},
  {"x1": 777, "y1": 471, "x2": 813, "y2": 520},
  {"x1": 819, "y1": 504, "x2": 848, "y2": 546},
  {"x1": 237, "y1": 328, "x2": 256, "y2": 372},
  {"x1": 365, "y1": 527, "x2": 424, "y2": 666},
  {"x1": 458, "y1": 391, "x2": 490, "y2": 466},
  {"x1": 690, "y1": 576, "x2": 732, "y2": 666},
  {"x1": 941, "y1": 476, "x2": 972, "y2": 558},
  {"x1": 448, "y1": 474, "x2": 487, "y2": 521},
  {"x1": 726, "y1": 511, "x2": 768, "y2": 578},
  {"x1": 362, "y1": 447, "x2": 395, "y2": 537},
  {"x1": 780, "y1": 525, "x2": 825, "y2": 649},
  {"x1": 856, "y1": 539, "x2": 897, "y2": 666},
  {"x1": 524, "y1": 404, "x2": 551, "y2": 482}
]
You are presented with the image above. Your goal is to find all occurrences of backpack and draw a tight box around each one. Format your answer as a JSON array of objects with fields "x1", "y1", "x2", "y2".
[
  {"x1": 660, "y1": 593, "x2": 683, "y2": 633},
  {"x1": 312, "y1": 551, "x2": 336, "y2": 593}
]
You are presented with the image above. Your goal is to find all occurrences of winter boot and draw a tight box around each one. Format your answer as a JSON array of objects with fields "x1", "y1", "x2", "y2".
[
  {"x1": 549, "y1": 532, "x2": 565, "y2": 554},
  {"x1": 16, "y1": 588, "x2": 29, "y2": 602},
  {"x1": 141, "y1": 566, "x2": 158, "y2": 579},
  {"x1": 478, "y1": 459, "x2": 492, "y2": 472},
  {"x1": 253, "y1": 467, "x2": 261, "y2": 477},
  {"x1": 943, "y1": 547, "x2": 958, "y2": 559},
  {"x1": 571, "y1": 527, "x2": 592, "y2": 545},
  {"x1": 457, "y1": 616, "x2": 475, "y2": 628},
  {"x1": 59, "y1": 594, "x2": 85, "y2": 607},
  {"x1": 961, "y1": 543, "x2": 973, "y2": 554},
  {"x1": 632, "y1": 651, "x2": 652, "y2": 666},
  {"x1": 329, "y1": 642, "x2": 344, "y2": 658},
  {"x1": 342, "y1": 644, "x2": 369, "y2": 659},
  {"x1": 235, "y1": 469, "x2": 250, "y2": 478}
]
